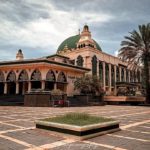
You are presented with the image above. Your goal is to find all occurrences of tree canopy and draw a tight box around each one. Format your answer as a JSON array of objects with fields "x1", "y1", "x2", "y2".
[{"x1": 118, "y1": 23, "x2": 150, "y2": 102}]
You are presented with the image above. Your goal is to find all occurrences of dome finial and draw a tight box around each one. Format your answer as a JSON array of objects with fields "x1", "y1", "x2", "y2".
[
  {"x1": 16, "y1": 49, "x2": 24, "y2": 60},
  {"x1": 83, "y1": 23, "x2": 89, "y2": 31}
]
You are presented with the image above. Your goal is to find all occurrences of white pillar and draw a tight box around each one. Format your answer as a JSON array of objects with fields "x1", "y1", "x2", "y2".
[
  {"x1": 129, "y1": 71, "x2": 131, "y2": 83},
  {"x1": 16, "y1": 82, "x2": 19, "y2": 94},
  {"x1": 124, "y1": 68, "x2": 126, "y2": 82},
  {"x1": 119, "y1": 67, "x2": 121, "y2": 82},
  {"x1": 28, "y1": 81, "x2": 31, "y2": 92},
  {"x1": 109, "y1": 64, "x2": 112, "y2": 94},
  {"x1": 102, "y1": 62, "x2": 106, "y2": 90},
  {"x1": 41, "y1": 81, "x2": 45, "y2": 90},
  {"x1": 114, "y1": 65, "x2": 117, "y2": 95},
  {"x1": 54, "y1": 83, "x2": 57, "y2": 90},
  {"x1": 83, "y1": 57, "x2": 86, "y2": 67},
  {"x1": 4, "y1": 83, "x2": 7, "y2": 94}
]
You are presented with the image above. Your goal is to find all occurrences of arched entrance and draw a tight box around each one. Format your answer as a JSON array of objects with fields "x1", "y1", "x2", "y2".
[
  {"x1": 18, "y1": 70, "x2": 29, "y2": 95},
  {"x1": 0, "y1": 71, "x2": 4, "y2": 94},
  {"x1": 45, "y1": 70, "x2": 55, "y2": 90},
  {"x1": 31, "y1": 70, "x2": 41, "y2": 89},
  {"x1": 57, "y1": 72, "x2": 67, "y2": 92},
  {"x1": 7, "y1": 71, "x2": 16, "y2": 95}
]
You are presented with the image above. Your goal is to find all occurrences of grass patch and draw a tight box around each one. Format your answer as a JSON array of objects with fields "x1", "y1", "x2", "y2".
[{"x1": 43, "y1": 113, "x2": 114, "y2": 126}]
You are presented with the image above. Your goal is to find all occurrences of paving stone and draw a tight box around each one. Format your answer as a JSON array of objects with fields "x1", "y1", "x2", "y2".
[
  {"x1": 0, "y1": 105, "x2": 149, "y2": 150},
  {"x1": 129, "y1": 126, "x2": 150, "y2": 132},
  {"x1": 4, "y1": 129, "x2": 64, "y2": 146},
  {"x1": 0, "y1": 117, "x2": 15, "y2": 121},
  {"x1": 52, "y1": 141, "x2": 110, "y2": 150},
  {"x1": 0, "y1": 137, "x2": 28, "y2": 150},
  {"x1": 7, "y1": 120, "x2": 35, "y2": 128},
  {"x1": 0, "y1": 123, "x2": 18, "y2": 131},
  {"x1": 88, "y1": 134, "x2": 150, "y2": 150},
  {"x1": 113, "y1": 130, "x2": 150, "y2": 140}
]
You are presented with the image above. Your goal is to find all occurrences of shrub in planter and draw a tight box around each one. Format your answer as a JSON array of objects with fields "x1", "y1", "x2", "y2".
[{"x1": 74, "y1": 75, "x2": 105, "y2": 102}]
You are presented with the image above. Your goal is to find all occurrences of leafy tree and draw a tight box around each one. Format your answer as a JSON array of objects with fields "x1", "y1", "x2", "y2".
[
  {"x1": 118, "y1": 23, "x2": 150, "y2": 103},
  {"x1": 74, "y1": 74, "x2": 105, "y2": 96}
]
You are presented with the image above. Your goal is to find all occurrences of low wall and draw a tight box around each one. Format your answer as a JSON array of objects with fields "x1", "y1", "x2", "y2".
[
  {"x1": 104, "y1": 96, "x2": 145, "y2": 102},
  {"x1": 24, "y1": 92, "x2": 67, "y2": 107},
  {"x1": 24, "y1": 93, "x2": 51, "y2": 107}
]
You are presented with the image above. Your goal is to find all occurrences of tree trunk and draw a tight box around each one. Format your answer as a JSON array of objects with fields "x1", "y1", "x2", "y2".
[{"x1": 144, "y1": 55, "x2": 150, "y2": 103}]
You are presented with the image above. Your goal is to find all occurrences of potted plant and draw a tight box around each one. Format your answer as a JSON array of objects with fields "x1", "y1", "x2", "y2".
[{"x1": 51, "y1": 89, "x2": 66, "y2": 107}]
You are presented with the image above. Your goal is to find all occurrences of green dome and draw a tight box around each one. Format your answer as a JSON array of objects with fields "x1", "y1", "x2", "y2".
[{"x1": 57, "y1": 35, "x2": 102, "y2": 52}]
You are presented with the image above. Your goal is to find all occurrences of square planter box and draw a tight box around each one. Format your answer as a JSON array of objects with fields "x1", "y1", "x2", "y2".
[{"x1": 35, "y1": 120, "x2": 120, "y2": 140}]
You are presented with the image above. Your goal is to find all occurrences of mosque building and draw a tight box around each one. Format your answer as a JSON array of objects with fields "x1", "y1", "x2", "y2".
[{"x1": 0, "y1": 25, "x2": 142, "y2": 96}]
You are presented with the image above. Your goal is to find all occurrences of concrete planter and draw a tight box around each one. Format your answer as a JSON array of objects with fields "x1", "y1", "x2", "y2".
[{"x1": 35, "y1": 120, "x2": 120, "y2": 140}]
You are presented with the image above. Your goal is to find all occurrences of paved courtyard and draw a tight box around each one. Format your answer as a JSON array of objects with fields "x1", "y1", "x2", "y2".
[{"x1": 0, "y1": 105, "x2": 149, "y2": 150}]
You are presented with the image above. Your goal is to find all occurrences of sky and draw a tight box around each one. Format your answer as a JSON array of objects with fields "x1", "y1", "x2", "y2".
[{"x1": 0, "y1": 0, "x2": 149, "y2": 60}]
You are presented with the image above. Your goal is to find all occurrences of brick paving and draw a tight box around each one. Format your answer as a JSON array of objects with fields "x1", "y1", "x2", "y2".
[{"x1": 0, "y1": 105, "x2": 149, "y2": 150}]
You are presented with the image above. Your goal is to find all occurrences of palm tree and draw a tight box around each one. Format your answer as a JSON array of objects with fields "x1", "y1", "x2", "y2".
[{"x1": 118, "y1": 23, "x2": 150, "y2": 103}]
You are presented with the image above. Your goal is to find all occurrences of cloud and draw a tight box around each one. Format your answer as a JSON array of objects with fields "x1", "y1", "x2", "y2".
[{"x1": 0, "y1": 0, "x2": 149, "y2": 60}]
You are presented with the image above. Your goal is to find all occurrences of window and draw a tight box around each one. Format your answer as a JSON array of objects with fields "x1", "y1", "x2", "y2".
[
  {"x1": 99, "y1": 61, "x2": 103, "y2": 83},
  {"x1": 76, "y1": 55, "x2": 84, "y2": 67},
  {"x1": 105, "y1": 63, "x2": 109, "y2": 86},
  {"x1": 92, "y1": 55, "x2": 97, "y2": 75}
]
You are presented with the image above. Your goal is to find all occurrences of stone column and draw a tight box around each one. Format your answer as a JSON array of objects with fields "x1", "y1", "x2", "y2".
[
  {"x1": 16, "y1": 82, "x2": 19, "y2": 94},
  {"x1": 83, "y1": 57, "x2": 86, "y2": 67},
  {"x1": 119, "y1": 67, "x2": 121, "y2": 82},
  {"x1": 109, "y1": 64, "x2": 112, "y2": 94},
  {"x1": 129, "y1": 71, "x2": 131, "y2": 83},
  {"x1": 102, "y1": 62, "x2": 106, "y2": 90},
  {"x1": 4, "y1": 82, "x2": 8, "y2": 94},
  {"x1": 124, "y1": 68, "x2": 126, "y2": 82},
  {"x1": 28, "y1": 81, "x2": 31, "y2": 92},
  {"x1": 54, "y1": 83, "x2": 57, "y2": 90},
  {"x1": 114, "y1": 65, "x2": 117, "y2": 95},
  {"x1": 41, "y1": 81, "x2": 45, "y2": 90}
]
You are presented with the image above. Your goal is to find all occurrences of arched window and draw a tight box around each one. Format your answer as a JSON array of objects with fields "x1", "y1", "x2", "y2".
[
  {"x1": 105, "y1": 63, "x2": 109, "y2": 86},
  {"x1": 18, "y1": 70, "x2": 29, "y2": 81},
  {"x1": 46, "y1": 70, "x2": 55, "y2": 81},
  {"x1": 0, "y1": 71, "x2": 4, "y2": 82},
  {"x1": 111, "y1": 65, "x2": 115, "y2": 86},
  {"x1": 57, "y1": 72, "x2": 67, "y2": 83},
  {"x1": 31, "y1": 70, "x2": 41, "y2": 81},
  {"x1": 7, "y1": 71, "x2": 16, "y2": 82},
  {"x1": 99, "y1": 61, "x2": 103, "y2": 82},
  {"x1": 76, "y1": 55, "x2": 84, "y2": 67},
  {"x1": 6, "y1": 71, "x2": 16, "y2": 94},
  {"x1": 116, "y1": 67, "x2": 119, "y2": 82},
  {"x1": 92, "y1": 55, "x2": 97, "y2": 76}
]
